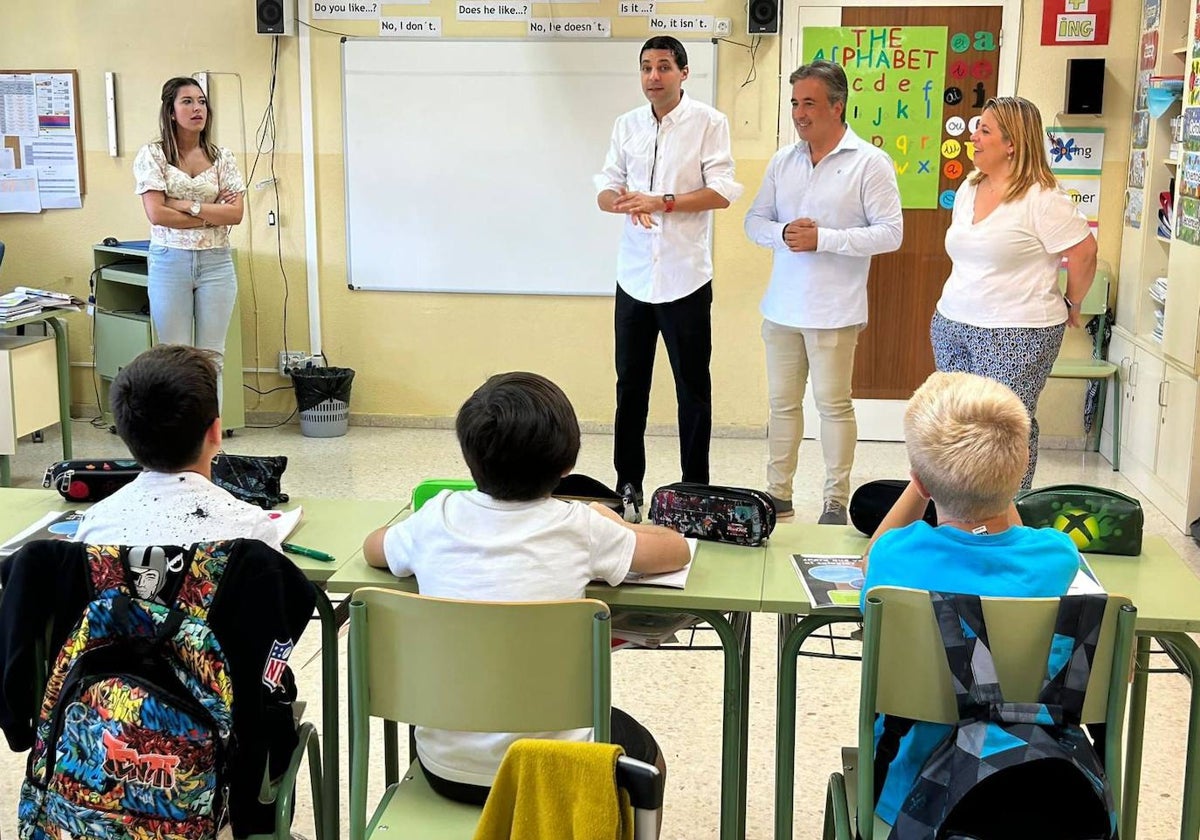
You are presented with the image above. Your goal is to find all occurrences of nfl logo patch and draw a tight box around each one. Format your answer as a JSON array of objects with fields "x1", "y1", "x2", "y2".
[{"x1": 262, "y1": 638, "x2": 295, "y2": 691}]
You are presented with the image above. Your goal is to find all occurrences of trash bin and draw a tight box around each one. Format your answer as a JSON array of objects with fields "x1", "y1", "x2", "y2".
[{"x1": 291, "y1": 366, "x2": 355, "y2": 438}]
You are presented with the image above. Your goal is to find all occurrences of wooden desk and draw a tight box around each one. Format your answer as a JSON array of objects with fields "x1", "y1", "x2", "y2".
[
  {"x1": 326, "y1": 537, "x2": 765, "y2": 840},
  {"x1": 0, "y1": 312, "x2": 72, "y2": 487},
  {"x1": 763, "y1": 523, "x2": 1200, "y2": 840},
  {"x1": 0, "y1": 488, "x2": 404, "y2": 840}
]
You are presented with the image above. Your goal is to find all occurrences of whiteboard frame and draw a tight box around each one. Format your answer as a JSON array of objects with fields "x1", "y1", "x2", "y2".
[{"x1": 340, "y1": 37, "x2": 720, "y2": 295}]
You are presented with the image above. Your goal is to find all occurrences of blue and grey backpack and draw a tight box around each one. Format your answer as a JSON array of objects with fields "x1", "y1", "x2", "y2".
[
  {"x1": 18, "y1": 543, "x2": 235, "y2": 840},
  {"x1": 882, "y1": 592, "x2": 1118, "y2": 840}
]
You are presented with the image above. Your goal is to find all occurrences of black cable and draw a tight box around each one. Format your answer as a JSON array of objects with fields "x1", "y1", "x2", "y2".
[
  {"x1": 268, "y1": 38, "x2": 292, "y2": 361},
  {"x1": 244, "y1": 37, "x2": 292, "y2": 367},
  {"x1": 297, "y1": 19, "x2": 356, "y2": 37},
  {"x1": 246, "y1": 408, "x2": 298, "y2": 429},
  {"x1": 243, "y1": 382, "x2": 293, "y2": 396},
  {"x1": 741, "y1": 36, "x2": 761, "y2": 88}
]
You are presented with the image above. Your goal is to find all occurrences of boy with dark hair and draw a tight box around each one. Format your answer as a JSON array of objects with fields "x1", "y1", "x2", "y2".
[
  {"x1": 364, "y1": 371, "x2": 689, "y2": 806},
  {"x1": 861, "y1": 371, "x2": 1080, "y2": 827},
  {"x1": 75, "y1": 344, "x2": 280, "y2": 549}
]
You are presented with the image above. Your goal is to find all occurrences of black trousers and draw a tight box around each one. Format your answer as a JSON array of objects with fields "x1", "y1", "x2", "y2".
[{"x1": 613, "y1": 281, "x2": 713, "y2": 493}]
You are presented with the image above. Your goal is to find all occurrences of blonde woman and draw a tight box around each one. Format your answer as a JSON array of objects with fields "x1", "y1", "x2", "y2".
[
  {"x1": 932, "y1": 96, "x2": 1096, "y2": 488},
  {"x1": 133, "y1": 77, "x2": 245, "y2": 403}
]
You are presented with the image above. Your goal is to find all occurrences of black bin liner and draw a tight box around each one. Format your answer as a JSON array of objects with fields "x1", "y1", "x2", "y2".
[{"x1": 291, "y1": 366, "x2": 355, "y2": 413}]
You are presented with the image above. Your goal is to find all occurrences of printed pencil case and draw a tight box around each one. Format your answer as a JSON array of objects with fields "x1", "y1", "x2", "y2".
[
  {"x1": 648, "y1": 482, "x2": 776, "y2": 547},
  {"x1": 1015, "y1": 483, "x2": 1143, "y2": 556},
  {"x1": 43, "y1": 459, "x2": 142, "y2": 502}
]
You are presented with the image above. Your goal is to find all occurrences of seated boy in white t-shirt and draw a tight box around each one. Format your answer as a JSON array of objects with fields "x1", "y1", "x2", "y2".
[
  {"x1": 75, "y1": 345, "x2": 280, "y2": 550},
  {"x1": 364, "y1": 371, "x2": 689, "y2": 806}
]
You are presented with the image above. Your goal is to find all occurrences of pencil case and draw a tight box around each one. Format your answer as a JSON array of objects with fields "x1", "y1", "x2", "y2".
[
  {"x1": 43, "y1": 459, "x2": 142, "y2": 502},
  {"x1": 849, "y1": 479, "x2": 938, "y2": 537},
  {"x1": 552, "y1": 473, "x2": 624, "y2": 514},
  {"x1": 211, "y1": 453, "x2": 289, "y2": 510},
  {"x1": 1015, "y1": 483, "x2": 1143, "y2": 555},
  {"x1": 648, "y1": 482, "x2": 776, "y2": 547}
]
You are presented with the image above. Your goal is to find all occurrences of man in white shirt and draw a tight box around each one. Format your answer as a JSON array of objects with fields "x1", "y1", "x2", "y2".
[
  {"x1": 75, "y1": 345, "x2": 280, "y2": 550},
  {"x1": 744, "y1": 61, "x2": 903, "y2": 524},
  {"x1": 595, "y1": 36, "x2": 743, "y2": 515}
]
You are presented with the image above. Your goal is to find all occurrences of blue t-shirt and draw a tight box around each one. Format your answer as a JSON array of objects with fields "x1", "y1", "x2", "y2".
[{"x1": 861, "y1": 520, "x2": 1080, "y2": 825}]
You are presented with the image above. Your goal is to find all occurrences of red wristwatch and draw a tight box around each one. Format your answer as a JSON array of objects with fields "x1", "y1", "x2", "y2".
[{"x1": 662, "y1": 193, "x2": 676, "y2": 213}]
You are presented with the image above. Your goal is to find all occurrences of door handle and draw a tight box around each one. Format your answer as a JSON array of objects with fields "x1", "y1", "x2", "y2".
[{"x1": 1159, "y1": 380, "x2": 1169, "y2": 407}]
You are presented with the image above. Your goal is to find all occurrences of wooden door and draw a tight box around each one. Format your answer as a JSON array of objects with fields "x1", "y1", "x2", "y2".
[{"x1": 830, "y1": 6, "x2": 1006, "y2": 400}]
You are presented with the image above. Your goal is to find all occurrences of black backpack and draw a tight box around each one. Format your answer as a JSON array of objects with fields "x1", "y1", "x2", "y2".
[{"x1": 880, "y1": 592, "x2": 1117, "y2": 840}]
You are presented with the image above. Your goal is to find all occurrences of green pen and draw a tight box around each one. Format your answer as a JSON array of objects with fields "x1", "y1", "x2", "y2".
[{"x1": 283, "y1": 542, "x2": 336, "y2": 563}]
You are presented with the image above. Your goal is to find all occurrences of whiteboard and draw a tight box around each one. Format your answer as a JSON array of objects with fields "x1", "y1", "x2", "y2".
[{"x1": 341, "y1": 38, "x2": 718, "y2": 294}]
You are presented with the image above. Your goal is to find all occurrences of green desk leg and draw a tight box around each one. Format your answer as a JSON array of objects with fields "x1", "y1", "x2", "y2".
[
  {"x1": 313, "y1": 590, "x2": 339, "y2": 840},
  {"x1": 1123, "y1": 634, "x2": 1151, "y2": 840},
  {"x1": 0, "y1": 455, "x2": 9, "y2": 487},
  {"x1": 1155, "y1": 633, "x2": 1200, "y2": 840},
  {"x1": 693, "y1": 608, "x2": 746, "y2": 840},
  {"x1": 776, "y1": 612, "x2": 851, "y2": 840},
  {"x1": 615, "y1": 606, "x2": 746, "y2": 840},
  {"x1": 734, "y1": 611, "x2": 752, "y2": 840},
  {"x1": 46, "y1": 316, "x2": 72, "y2": 460}
]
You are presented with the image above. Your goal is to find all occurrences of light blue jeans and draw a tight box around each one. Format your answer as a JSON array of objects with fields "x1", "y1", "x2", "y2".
[{"x1": 147, "y1": 244, "x2": 237, "y2": 404}]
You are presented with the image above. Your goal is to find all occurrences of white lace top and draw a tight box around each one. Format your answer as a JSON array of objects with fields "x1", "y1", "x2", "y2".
[{"x1": 133, "y1": 142, "x2": 245, "y2": 250}]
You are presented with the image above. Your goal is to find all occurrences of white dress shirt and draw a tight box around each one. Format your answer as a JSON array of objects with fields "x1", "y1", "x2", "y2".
[
  {"x1": 745, "y1": 126, "x2": 903, "y2": 329},
  {"x1": 595, "y1": 93, "x2": 743, "y2": 304}
]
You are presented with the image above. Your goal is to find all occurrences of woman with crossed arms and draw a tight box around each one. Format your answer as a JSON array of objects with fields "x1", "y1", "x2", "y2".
[
  {"x1": 134, "y1": 77, "x2": 245, "y2": 406},
  {"x1": 933, "y1": 96, "x2": 1096, "y2": 489}
]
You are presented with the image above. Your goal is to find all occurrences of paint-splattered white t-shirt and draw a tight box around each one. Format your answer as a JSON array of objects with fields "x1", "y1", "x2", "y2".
[{"x1": 74, "y1": 470, "x2": 281, "y2": 551}]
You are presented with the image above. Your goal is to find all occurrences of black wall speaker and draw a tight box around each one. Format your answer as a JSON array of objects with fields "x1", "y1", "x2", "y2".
[
  {"x1": 256, "y1": 0, "x2": 295, "y2": 36},
  {"x1": 748, "y1": 0, "x2": 779, "y2": 34},
  {"x1": 1065, "y1": 58, "x2": 1105, "y2": 115}
]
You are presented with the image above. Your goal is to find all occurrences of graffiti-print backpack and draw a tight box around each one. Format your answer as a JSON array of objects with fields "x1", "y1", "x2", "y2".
[
  {"x1": 885, "y1": 592, "x2": 1117, "y2": 840},
  {"x1": 19, "y1": 543, "x2": 235, "y2": 840}
]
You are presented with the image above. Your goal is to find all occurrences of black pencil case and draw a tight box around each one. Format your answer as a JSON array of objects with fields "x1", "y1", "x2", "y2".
[
  {"x1": 43, "y1": 459, "x2": 143, "y2": 502},
  {"x1": 648, "y1": 482, "x2": 776, "y2": 547}
]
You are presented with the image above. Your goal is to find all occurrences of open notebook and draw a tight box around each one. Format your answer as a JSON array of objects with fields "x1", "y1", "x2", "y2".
[{"x1": 611, "y1": 538, "x2": 699, "y2": 589}]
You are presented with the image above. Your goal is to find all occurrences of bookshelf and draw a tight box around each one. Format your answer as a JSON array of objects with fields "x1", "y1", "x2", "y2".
[{"x1": 1105, "y1": 0, "x2": 1200, "y2": 531}]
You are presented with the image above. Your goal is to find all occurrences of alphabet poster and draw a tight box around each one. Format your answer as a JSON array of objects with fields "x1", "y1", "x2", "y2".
[{"x1": 804, "y1": 26, "x2": 948, "y2": 209}]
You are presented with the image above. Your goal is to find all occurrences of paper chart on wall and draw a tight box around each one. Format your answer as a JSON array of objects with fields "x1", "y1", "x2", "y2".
[
  {"x1": 0, "y1": 74, "x2": 37, "y2": 138},
  {"x1": 26, "y1": 73, "x2": 81, "y2": 209},
  {"x1": 0, "y1": 167, "x2": 41, "y2": 213},
  {"x1": 0, "y1": 71, "x2": 83, "y2": 211}
]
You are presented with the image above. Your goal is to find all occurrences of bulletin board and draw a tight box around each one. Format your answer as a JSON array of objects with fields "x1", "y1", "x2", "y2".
[
  {"x1": 341, "y1": 38, "x2": 718, "y2": 295},
  {"x1": 0, "y1": 69, "x2": 85, "y2": 213}
]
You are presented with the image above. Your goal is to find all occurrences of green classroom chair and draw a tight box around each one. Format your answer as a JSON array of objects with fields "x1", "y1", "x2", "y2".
[
  {"x1": 411, "y1": 478, "x2": 476, "y2": 511},
  {"x1": 821, "y1": 586, "x2": 1136, "y2": 840},
  {"x1": 1051, "y1": 266, "x2": 1121, "y2": 470},
  {"x1": 347, "y1": 587, "x2": 616, "y2": 840}
]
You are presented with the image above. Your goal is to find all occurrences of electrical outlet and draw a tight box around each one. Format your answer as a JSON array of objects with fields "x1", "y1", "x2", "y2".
[
  {"x1": 714, "y1": 17, "x2": 731, "y2": 35},
  {"x1": 279, "y1": 351, "x2": 311, "y2": 376}
]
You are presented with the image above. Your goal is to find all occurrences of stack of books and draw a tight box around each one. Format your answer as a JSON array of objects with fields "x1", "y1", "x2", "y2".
[
  {"x1": 0, "y1": 292, "x2": 43, "y2": 322},
  {"x1": 0, "y1": 286, "x2": 82, "y2": 325},
  {"x1": 1150, "y1": 276, "x2": 1169, "y2": 306}
]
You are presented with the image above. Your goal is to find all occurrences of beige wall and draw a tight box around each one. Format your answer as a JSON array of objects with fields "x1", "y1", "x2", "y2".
[
  {"x1": 1016, "y1": 0, "x2": 1137, "y2": 439},
  {"x1": 0, "y1": 0, "x2": 1134, "y2": 440}
]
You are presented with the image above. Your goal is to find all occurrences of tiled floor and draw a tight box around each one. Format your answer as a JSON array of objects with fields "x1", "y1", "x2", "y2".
[{"x1": 1, "y1": 418, "x2": 1197, "y2": 839}]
